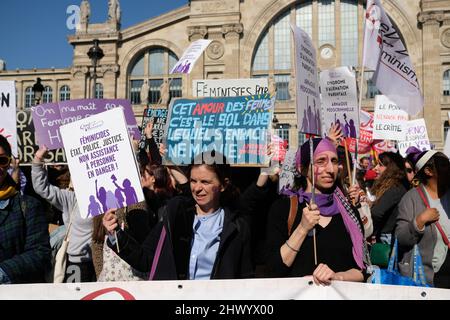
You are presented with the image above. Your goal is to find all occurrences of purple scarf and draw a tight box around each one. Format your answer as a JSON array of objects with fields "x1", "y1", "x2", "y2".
[{"x1": 281, "y1": 187, "x2": 365, "y2": 270}]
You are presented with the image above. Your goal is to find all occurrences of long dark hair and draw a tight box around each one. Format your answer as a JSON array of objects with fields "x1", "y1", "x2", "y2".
[
  {"x1": 371, "y1": 152, "x2": 408, "y2": 202},
  {"x1": 416, "y1": 152, "x2": 450, "y2": 198}
]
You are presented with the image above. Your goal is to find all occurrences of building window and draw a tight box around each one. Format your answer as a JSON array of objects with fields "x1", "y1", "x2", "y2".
[
  {"x1": 318, "y1": 0, "x2": 335, "y2": 47},
  {"x1": 43, "y1": 86, "x2": 53, "y2": 103},
  {"x1": 130, "y1": 80, "x2": 143, "y2": 105},
  {"x1": 60, "y1": 85, "x2": 70, "y2": 101},
  {"x1": 128, "y1": 47, "x2": 181, "y2": 105},
  {"x1": 25, "y1": 87, "x2": 34, "y2": 108},
  {"x1": 296, "y1": 2, "x2": 313, "y2": 38},
  {"x1": 341, "y1": 0, "x2": 358, "y2": 67},
  {"x1": 364, "y1": 71, "x2": 380, "y2": 99},
  {"x1": 170, "y1": 78, "x2": 182, "y2": 100},
  {"x1": 95, "y1": 83, "x2": 103, "y2": 99},
  {"x1": 149, "y1": 79, "x2": 163, "y2": 104},
  {"x1": 274, "y1": 12, "x2": 291, "y2": 70},
  {"x1": 444, "y1": 70, "x2": 450, "y2": 96},
  {"x1": 253, "y1": 32, "x2": 269, "y2": 72},
  {"x1": 275, "y1": 74, "x2": 291, "y2": 101}
]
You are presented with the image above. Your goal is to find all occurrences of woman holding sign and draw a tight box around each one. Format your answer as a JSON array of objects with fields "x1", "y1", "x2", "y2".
[
  {"x1": 265, "y1": 138, "x2": 370, "y2": 285},
  {"x1": 103, "y1": 151, "x2": 254, "y2": 280}
]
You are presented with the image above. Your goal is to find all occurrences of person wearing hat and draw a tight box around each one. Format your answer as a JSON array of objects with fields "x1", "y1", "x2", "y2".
[
  {"x1": 265, "y1": 138, "x2": 370, "y2": 285},
  {"x1": 396, "y1": 147, "x2": 450, "y2": 287}
]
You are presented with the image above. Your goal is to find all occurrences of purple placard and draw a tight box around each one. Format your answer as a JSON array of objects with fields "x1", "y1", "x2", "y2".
[
  {"x1": 31, "y1": 103, "x2": 64, "y2": 149},
  {"x1": 32, "y1": 99, "x2": 140, "y2": 150}
]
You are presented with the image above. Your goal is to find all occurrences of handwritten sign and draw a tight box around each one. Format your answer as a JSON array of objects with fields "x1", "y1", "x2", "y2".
[
  {"x1": 60, "y1": 108, "x2": 144, "y2": 219},
  {"x1": 291, "y1": 24, "x2": 321, "y2": 136},
  {"x1": 16, "y1": 110, "x2": 66, "y2": 164},
  {"x1": 398, "y1": 119, "x2": 431, "y2": 157},
  {"x1": 170, "y1": 39, "x2": 212, "y2": 74},
  {"x1": 164, "y1": 95, "x2": 275, "y2": 166},
  {"x1": 193, "y1": 79, "x2": 269, "y2": 98},
  {"x1": 373, "y1": 95, "x2": 409, "y2": 141},
  {"x1": 320, "y1": 67, "x2": 359, "y2": 138},
  {"x1": 0, "y1": 81, "x2": 18, "y2": 156},
  {"x1": 278, "y1": 150, "x2": 297, "y2": 194},
  {"x1": 139, "y1": 108, "x2": 168, "y2": 149},
  {"x1": 32, "y1": 99, "x2": 140, "y2": 150}
]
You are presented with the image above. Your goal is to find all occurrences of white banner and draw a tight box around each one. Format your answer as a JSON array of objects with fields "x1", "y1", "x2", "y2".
[
  {"x1": 60, "y1": 108, "x2": 144, "y2": 219},
  {"x1": 0, "y1": 277, "x2": 449, "y2": 300},
  {"x1": 291, "y1": 24, "x2": 321, "y2": 136},
  {"x1": 363, "y1": 0, "x2": 423, "y2": 116},
  {"x1": 192, "y1": 78, "x2": 269, "y2": 97},
  {"x1": 398, "y1": 119, "x2": 431, "y2": 157},
  {"x1": 373, "y1": 95, "x2": 409, "y2": 141},
  {"x1": 320, "y1": 67, "x2": 359, "y2": 138},
  {"x1": 0, "y1": 81, "x2": 18, "y2": 156},
  {"x1": 170, "y1": 39, "x2": 212, "y2": 74}
]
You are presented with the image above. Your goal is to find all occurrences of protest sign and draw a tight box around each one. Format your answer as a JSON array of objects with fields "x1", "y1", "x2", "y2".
[
  {"x1": 60, "y1": 108, "x2": 144, "y2": 219},
  {"x1": 291, "y1": 24, "x2": 321, "y2": 136},
  {"x1": 16, "y1": 110, "x2": 66, "y2": 164},
  {"x1": 0, "y1": 81, "x2": 18, "y2": 156},
  {"x1": 278, "y1": 149, "x2": 297, "y2": 194},
  {"x1": 271, "y1": 134, "x2": 288, "y2": 163},
  {"x1": 32, "y1": 99, "x2": 140, "y2": 150},
  {"x1": 320, "y1": 67, "x2": 359, "y2": 138},
  {"x1": 373, "y1": 140, "x2": 397, "y2": 154},
  {"x1": 398, "y1": 119, "x2": 431, "y2": 157},
  {"x1": 139, "y1": 108, "x2": 168, "y2": 149},
  {"x1": 373, "y1": 95, "x2": 409, "y2": 141},
  {"x1": 170, "y1": 39, "x2": 212, "y2": 74},
  {"x1": 164, "y1": 94, "x2": 275, "y2": 166},
  {"x1": 193, "y1": 79, "x2": 269, "y2": 98}
]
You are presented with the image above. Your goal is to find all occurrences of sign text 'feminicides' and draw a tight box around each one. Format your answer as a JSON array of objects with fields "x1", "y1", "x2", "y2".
[{"x1": 165, "y1": 95, "x2": 275, "y2": 166}]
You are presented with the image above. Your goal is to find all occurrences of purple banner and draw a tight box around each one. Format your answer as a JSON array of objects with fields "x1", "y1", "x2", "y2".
[{"x1": 32, "y1": 99, "x2": 140, "y2": 150}]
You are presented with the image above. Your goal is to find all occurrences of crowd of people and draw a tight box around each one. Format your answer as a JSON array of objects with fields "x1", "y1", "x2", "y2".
[{"x1": 0, "y1": 120, "x2": 449, "y2": 289}]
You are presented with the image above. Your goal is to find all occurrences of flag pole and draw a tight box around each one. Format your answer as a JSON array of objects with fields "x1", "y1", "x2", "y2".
[{"x1": 309, "y1": 136, "x2": 317, "y2": 266}]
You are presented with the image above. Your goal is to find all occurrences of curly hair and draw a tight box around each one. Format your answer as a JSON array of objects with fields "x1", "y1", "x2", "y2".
[{"x1": 371, "y1": 152, "x2": 407, "y2": 203}]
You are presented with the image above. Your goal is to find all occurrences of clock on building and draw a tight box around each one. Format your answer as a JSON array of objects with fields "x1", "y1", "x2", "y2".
[{"x1": 320, "y1": 46, "x2": 334, "y2": 60}]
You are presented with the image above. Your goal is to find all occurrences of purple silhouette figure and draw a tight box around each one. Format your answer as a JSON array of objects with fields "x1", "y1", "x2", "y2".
[
  {"x1": 95, "y1": 180, "x2": 108, "y2": 212},
  {"x1": 308, "y1": 105, "x2": 316, "y2": 133},
  {"x1": 115, "y1": 188, "x2": 125, "y2": 208},
  {"x1": 301, "y1": 109, "x2": 309, "y2": 133},
  {"x1": 87, "y1": 195, "x2": 102, "y2": 218},
  {"x1": 112, "y1": 177, "x2": 138, "y2": 206},
  {"x1": 348, "y1": 119, "x2": 356, "y2": 138},
  {"x1": 342, "y1": 114, "x2": 350, "y2": 137},
  {"x1": 182, "y1": 62, "x2": 191, "y2": 73}
]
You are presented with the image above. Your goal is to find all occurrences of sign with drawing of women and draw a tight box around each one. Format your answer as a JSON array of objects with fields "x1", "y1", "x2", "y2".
[
  {"x1": 291, "y1": 24, "x2": 321, "y2": 136},
  {"x1": 320, "y1": 67, "x2": 359, "y2": 138},
  {"x1": 0, "y1": 81, "x2": 18, "y2": 156},
  {"x1": 60, "y1": 108, "x2": 144, "y2": 219}
]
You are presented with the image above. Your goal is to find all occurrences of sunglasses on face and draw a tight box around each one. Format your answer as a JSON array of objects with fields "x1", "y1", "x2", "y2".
[{"x1": 0, "y1": 155, "x2": 11, "y2": 168}]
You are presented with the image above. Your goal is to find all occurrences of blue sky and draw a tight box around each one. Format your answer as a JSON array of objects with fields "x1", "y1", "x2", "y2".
[{"x1": 0, "y1": 0, "x2": 187, "y2": 70}]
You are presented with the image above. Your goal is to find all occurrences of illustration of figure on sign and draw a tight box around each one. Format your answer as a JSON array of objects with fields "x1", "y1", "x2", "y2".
[
  {"x1": 112, "y1": 174, "x2": 138, "y2": 206},
  {"x1": 87, "y1": 195, "x2": 102, "y2": 218}
]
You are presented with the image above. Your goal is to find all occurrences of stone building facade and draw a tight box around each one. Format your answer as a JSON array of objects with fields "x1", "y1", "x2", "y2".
[{"x1": 1, "y1": 0, "x2": 449, "y2": 149}]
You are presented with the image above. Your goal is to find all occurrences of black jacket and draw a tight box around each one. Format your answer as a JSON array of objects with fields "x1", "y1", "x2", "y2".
[{"x1": 110, "y1": 195, "x2": 254, "y2": 280}]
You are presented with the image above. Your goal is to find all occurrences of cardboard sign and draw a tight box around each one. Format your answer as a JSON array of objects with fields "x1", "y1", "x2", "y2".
[
  {"x1": 291, "y1": 24, "x2": 321, "y2": 136},
  {"x1": 320, "y1": 67, "x2": 359, "y2": 138},
  {"x1": 193, "y1": 79, "x2": 269, "y2": 97},
  {"x1": 398, "y1": 119, "x2": 431, "y2": 157},
  {"x1": 0, "y1": 81, "x2": 18, "y2": 156},
  {"x1": 16, "y1": 110, "x2": 66, "y2": 164},
  {"x1": 60, "y1": 108, "x2": 144, "y2": 219},
  {"x1": 170, "y1": 39, "x2": 212, "y2": 74},
  {"x1": 373, "y1": 95, "x2": 409, "y2": 141},
  {"x1": 32, "y1": 99, "x2": 140, "y2": 150},
  {"x1": 139, "y1": 108, "x2": 168, "y2": 149},
  {"x1": 278, "y1": 149, "x2": 297, "y2": 194},
  {"x1": 164, "y1": 94, "x2": 275, "y2": 166}
]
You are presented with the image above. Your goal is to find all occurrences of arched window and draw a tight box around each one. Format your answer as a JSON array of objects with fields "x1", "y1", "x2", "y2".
[
  {"x1": 25, "y1": 87, "x2": 34, "y2": 108},
  {"x1": 444, "y1": 70, "x2": 450, "y2": 96},
  {"x1": 128, "y1": 47, "x2": 181, "y2": 105},
  {"x1": 43, "y1": 86, "x2": 53, "y2": 103},
  {"x1": 60, "y1": 85, "x2": 71, "y2": 101},
  {"x1": 95, "y1": 83, "x2": 104, "y2": 99},
  {"x1": 251, "y1": 0, "x2": 398, "y2": 101}
]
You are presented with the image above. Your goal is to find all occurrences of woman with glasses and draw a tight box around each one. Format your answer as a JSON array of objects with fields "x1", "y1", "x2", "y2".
[
  {"x1": 0, "y1": 135, "x2": 50, "y2": 284},
  {"x1": 265, "y1": 138, "x2": 369, "y2": 285},
  {"x1": 370, "y1": 152, "x2": 409, "y2": 245},
  {"x1": 396, "y1": 148, "x2": 450, "y2": 287}
]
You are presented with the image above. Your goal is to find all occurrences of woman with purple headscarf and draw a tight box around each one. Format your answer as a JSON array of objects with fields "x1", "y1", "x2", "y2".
[{"x1": 266, "y1": 138, "x2": 370, "y2": 285}]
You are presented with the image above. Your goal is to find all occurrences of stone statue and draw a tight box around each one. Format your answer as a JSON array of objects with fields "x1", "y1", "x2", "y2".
[
  {"x1": 159, "y1": 80, "x2": 170, "y2": 106},
  {"x1": 79, "y1": 0, "x2": 90, "y2": 32},
  {"x1": 268, "y1": 76, "x2": 277, "y2": 98},
  {"x1": 140, "y1": 80, "x2": 149, "y2": 105},
  {"x1": 108, "y1": 0, "x2": 121, "y2": 26}
]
